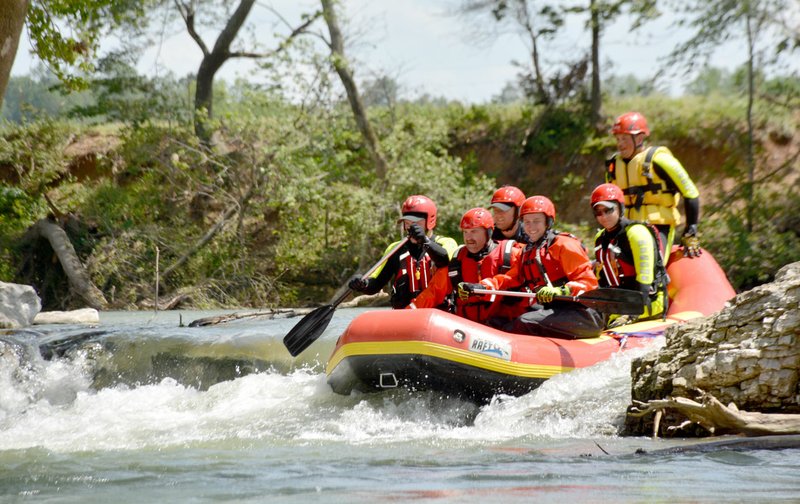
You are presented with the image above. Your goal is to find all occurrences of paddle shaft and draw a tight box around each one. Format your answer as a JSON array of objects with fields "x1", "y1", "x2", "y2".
[
  {"x1": 284, "y1": 237, "x2": 412, "y2": 356},
  {"x1": 471, "y1": 287, "x2": 645, "y2": 314},
  {"x1": 471, "y1": 288, "x2": 594, "y2": 304},
  {"x1": 330, "y1": 237, "x2": 410, "y2": 307}
]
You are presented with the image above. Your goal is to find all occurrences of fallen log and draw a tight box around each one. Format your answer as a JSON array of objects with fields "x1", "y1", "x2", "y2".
[
  {"x1": 32, "y1": 218, "x2": 108, "y2": 310},
  {"x1": 188, "y1": 308, "x2": 314, "y2": 327},
  {"x1": 629, "y1": 392, "x2": 800, "y2": 437}
]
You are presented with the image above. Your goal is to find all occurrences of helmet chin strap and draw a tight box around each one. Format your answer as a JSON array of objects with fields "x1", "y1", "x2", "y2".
[
  {"x1": 500, "y1": 209, "x2": 518, "y2": 232},
  {"x1": 633, "y1": 134, "x2": 646, "y2": 152}
]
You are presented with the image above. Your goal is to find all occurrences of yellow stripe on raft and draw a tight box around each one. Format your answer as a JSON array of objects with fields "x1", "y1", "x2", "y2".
[{"x1": 325, "y1": 341, "x2": 572, "y2": 379}]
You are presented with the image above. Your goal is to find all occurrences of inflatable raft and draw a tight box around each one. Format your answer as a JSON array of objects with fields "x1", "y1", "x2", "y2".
[{"x1": 326, "y1": 249, "x2": 736, "y2": 403}]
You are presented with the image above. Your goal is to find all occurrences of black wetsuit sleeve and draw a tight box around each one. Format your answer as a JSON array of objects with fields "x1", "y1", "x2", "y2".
[
  {"x1": 653, "y1": 164, "x2": 678, "y2": 192},
  {"x1": 684, "y1": 196, "x2": 700, "y2": 229},
  {"x1": 426, "y1": 240, "x2": 450, "y2": 268},
  {"x1": 362, "y1": 252, "x2": 399, "y2": 295}
]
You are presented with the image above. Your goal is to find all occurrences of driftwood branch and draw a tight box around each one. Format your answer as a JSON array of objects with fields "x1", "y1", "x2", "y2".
[
  {"x1": 32, "y1": 218, "x2": 108, "y2": 310},
  {"x1": 188, "y1": 308, "x2": 314, "y2": 327},
  {"x1": 630, "y1": 393, "x2": 800, "y2": 437}
]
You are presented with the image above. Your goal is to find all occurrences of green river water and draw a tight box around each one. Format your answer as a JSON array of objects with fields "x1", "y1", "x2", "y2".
[{"x1": 1, "y1": 309, "x2": 798, "y2": 503}]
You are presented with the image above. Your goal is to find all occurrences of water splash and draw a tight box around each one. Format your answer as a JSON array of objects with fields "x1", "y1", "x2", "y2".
[{"x1": 0, "y1": 310, "x2": 663, "y2": 453}]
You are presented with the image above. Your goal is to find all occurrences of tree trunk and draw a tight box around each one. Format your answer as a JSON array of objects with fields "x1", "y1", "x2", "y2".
[
  {"x1": 517, "y1": 0, "x2": 548, "y2": 105},
  {"x1": 194, "y1": 52, "x2": 227, "y2": 140},
  {"x1": 0, "y1": 0, "x2": 28, "y2": 109},
  {"x1": 321, "y1": 0, "x2": 388, "y2": 180},
  {"x1": 182, "y1": 0, "x2": 258, "y2": 141},
  {"x1": 32, "y1": 218, "x2": 108, "y2": 310},
  {"x1": 745, "y1": 8, "x2": 756, "y2": 232},
  {"x1": 589, "y1": 0, "x2": 602, "y2": 126}
]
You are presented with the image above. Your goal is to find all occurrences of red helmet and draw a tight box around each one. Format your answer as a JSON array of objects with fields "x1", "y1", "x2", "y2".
[
  {"x1": 591, "y1": 183, "x2": 625, "y2": 207},
  {"x1": 460, "y1": 207, "x2": 494, "y2": 230},
  {"x1": 520, "y1": 195, "x2": 556, "y2": 223},
  {"x1": 490, "y1": 186, "x2": 526, "y2": 210},
  {"x1": 400, "y1": 195, "x2": 437, "y2": 229},
  {"x1": 611, "y1": 112, "x2": 650, "y2": 137}
]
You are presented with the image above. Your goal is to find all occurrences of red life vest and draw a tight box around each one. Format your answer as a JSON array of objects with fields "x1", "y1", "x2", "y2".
[
  {"x1": 520, "y1": 232, "x2": 578, "y2": 289},
  {"x1": 595, "y1": 241, "x2": 636, "y2": 288},
  {"x1": 394, "y1": 248, "x2": 434, "y2": 296},
  {"x1": 449, "y1": 240, "x2": 514, "y2": 321}
]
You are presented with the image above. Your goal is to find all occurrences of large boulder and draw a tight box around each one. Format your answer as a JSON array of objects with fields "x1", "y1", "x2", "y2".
[
  {"x1": 0, "y1": 282, "x2": 42, "y2": 328},
  {"x1": 626, "y1": 261, "x2": 800, "y2": 435}
]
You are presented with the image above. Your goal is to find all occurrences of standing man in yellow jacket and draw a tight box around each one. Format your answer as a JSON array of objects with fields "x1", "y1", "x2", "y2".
[{"x1": 607, "y1": 111, "x2": 702, "y2": 260}]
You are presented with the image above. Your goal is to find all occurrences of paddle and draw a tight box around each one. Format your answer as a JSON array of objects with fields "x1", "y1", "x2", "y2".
[
  {"x1": 283, "y1": 237, "x2": 410, "y2": 357},
  {"x1": 471, "y1": 287, "x2": 645, "y2": 315}
]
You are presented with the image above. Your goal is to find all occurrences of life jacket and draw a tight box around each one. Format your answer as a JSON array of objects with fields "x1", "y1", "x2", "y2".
[
  {"x1": 446, "y1": 240, "x2": 515, "y2": 320},
  {"x1": 594, "y1": 219, "x2": 669, "y2": 317},
  {"x1": 390, "y1": 238, "x2": 437, "y2": 309},
  {"x1": 605, "y1": 146, "x2": 681, "y2": 226},
  {"x1": 520, "y1": 230, "x2": 582, "y2": 289}
]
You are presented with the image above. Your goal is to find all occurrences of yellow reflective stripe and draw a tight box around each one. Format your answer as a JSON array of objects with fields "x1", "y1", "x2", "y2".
[
  {"x1": 326, "y1": 341, "x2": 576, "y2": 379},
  {"x1": 652, "y1": 150, "x2": 699, "y2": 199},
  {"x1": 627, "y1": 224, "x2": 655, "y2": 285}
]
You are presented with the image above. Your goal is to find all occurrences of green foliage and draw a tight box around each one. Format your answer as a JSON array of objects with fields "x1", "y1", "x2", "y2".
[
  {"x1": 703, "y1": 192, "x2": 800, "y2": 291},
  {"x1": 0, "y1": 118, "x2": 76, "y2": 196},
  {"x1": 1, "y1": 78, "x2": 798, "y2": 306},
  {"x1": 522, "y1": 105, "x2": 592, "y2": 157},
  {"x1": 26, "y1": 0, "x2": 151, "y2": 90},
  {"x1": 69, "y1": 58, "x2": 193, "y2": 127}
]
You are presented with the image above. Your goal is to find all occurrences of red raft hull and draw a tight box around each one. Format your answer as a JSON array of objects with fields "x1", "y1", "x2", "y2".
[{"x1": 326, "y1": 249, "x2": 735, "y2": 403}]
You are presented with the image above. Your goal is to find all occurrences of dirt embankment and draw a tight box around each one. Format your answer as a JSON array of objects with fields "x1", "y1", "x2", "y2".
[{"x1": 449, "y1": 125, "x2": 799, "y2": 226}]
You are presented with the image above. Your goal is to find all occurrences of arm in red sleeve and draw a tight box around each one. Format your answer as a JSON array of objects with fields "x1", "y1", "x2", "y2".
[
  {"x1": 551, "y1": 237, "x2": 598, "y2": 296},
  {"x1": 407, "y1": 267, "x2": 451, "y2": 309}
]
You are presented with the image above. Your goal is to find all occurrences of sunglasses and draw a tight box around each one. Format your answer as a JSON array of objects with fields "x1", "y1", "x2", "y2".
[{"x1": 593, "y1": 207, "x2": 617, "y2": 217}]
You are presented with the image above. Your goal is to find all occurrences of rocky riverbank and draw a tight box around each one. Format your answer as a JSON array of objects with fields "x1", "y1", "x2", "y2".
[{"x1": 626, "y1": 261, "x2": 800, "y2": 436}]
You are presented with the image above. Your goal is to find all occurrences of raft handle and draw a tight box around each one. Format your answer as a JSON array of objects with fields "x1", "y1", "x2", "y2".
[{"x1": 379, "y1": 373, "x2": 398, "y2": 388}]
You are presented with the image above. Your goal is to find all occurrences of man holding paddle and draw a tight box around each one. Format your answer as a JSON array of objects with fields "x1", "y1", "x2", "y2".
[
  {"x1": 348, "y1": 195, "x2": 457, "y2": 309},
  {"x1": 462, "y1": 196, "x2": 605, "y2": 339}
]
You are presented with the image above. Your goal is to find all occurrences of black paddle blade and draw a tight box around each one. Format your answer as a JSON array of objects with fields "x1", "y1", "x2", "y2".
[
  {"x1": 283, "y1": 304, "x2": 336, "y2": 357},
  {"x1": 574, "y1": 288, "x2": 645, "y2": 315}
]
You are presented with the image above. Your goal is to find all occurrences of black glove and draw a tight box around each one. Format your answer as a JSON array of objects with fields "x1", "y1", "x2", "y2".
[
  {"x1": 457, "y1": 282, "x2": 483, "y2": 301},
  {"x1": 680, "y1": 225, "x2": 702, "y2": 258},
  {"x1": 348, "y1": 275, "x2": 368, "y2": 292},
  {"x1": 407, "y1": 223, "x2": 429, "y2": 245}
]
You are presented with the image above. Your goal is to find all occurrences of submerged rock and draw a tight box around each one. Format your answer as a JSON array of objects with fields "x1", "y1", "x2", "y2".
[{"x1": 626, "y1": 261, "x2": 800, "y2": 436}]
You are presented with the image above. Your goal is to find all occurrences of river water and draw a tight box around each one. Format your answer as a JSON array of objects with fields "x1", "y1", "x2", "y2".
[{"x1": 1, "y1": 308, "x2": 799, "y2": 503}]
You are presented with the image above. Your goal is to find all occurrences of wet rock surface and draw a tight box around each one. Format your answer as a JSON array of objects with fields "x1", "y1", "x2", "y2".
[{"x1": 626, "y1": 261, "x2": 800, "y2": 436}]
